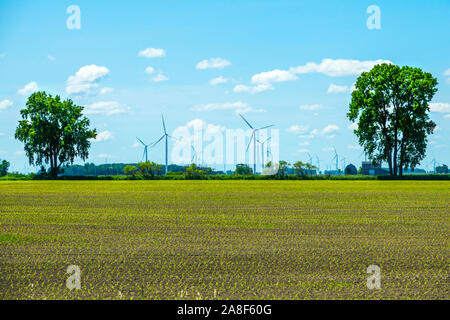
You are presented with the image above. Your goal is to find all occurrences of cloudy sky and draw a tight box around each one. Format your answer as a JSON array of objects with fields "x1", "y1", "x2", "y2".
[{"x1": 0, "y1": 0, "x2": 449, "y2": 172}]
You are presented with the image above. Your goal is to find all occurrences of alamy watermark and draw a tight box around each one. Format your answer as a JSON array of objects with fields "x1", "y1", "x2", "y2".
[
  {"x1": 366, "y1": 265, "x2": 381, "y2": 290},
  {"x1": 66, "y1": 265, "x2": 81, "y2": 290},
  {"x1": 66, "y1": 5, "x2": 81, "y2": 30},
  {"x1": 170, "y1": 124, "x2": 279, "y2": 173},
  {"x1": 367, "y1": 5, "x2": 381, "y2": 30}
]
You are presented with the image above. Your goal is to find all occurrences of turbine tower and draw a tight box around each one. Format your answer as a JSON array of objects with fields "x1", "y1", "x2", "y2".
[
  {"x1": 239, "y1": 114, "x2": 274, "y2": 174},
  {"x1": 151, "y1": 115, "x2": 176, "y2": 174},
  {"x1": 137, "y1": 137, "x2": 150, "y2": 162}
]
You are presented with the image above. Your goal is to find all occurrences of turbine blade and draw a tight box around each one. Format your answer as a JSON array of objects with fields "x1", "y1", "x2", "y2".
[
  {"x1": 246, "y1": 133, "x2": 254, "y2": 151},
  {"x1": 161, "y1": 114, "x2": 167, "y2": 134},
  {"x1": 136, "y1": 137, "x2": 146, "y2": 146},
  {"x1": 239, "y1": 114, "x2": 254, "y2": 129},
  {"x1": 167, "y1": 134, "x2": 180, "y2": 141},
  {"x1": 257, "y1": 125, "x2": 275, "y2": 130},
  {"x1": 151, "y1": 135, "x2": 165, "y2": 147}
]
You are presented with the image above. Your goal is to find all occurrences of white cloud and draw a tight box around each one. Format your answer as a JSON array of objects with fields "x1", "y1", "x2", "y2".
[
  {"x1": 234, "y1": 58, "x2": 386, "y2": 94},
  {"x1": 297, "y1": 149, "x2": 310, "y2": 153},
  {"x1": 15, "y1": 150, "x2": 26, "y2": 156},
  {"x1": 287, "y1": 125, "x2": 309, "y2": 134},
  {"x1": 145, "y1": 66, "x2": 155, "y2": 74},
  {"x1": 251, "y1": 69, "x2": 298, "y2": 85},
  {"x1": 210, "y1": 76, "x2": 230, "y2": 85},
  {"x1": 131, "y1": 141, "x2": 140, "y2": 148},
  {"x1": 429, "y1": 102, "x2": 450, "y2": 114},
  {"x1": 298, "y1": 125, "x2": 340, "y2": 139},
  {"x1": 347, "y1": 144, "x2": 362, "y2": 150},
  {"x1": 348, "y1": 122, "x2": 358, "y2": 130},
  {"x1": 92, "y1": 131, "x2": 114, "y2": 142},
  {"x1": 97, "y1": 154, "x2": 117, "y2": 159},
  {"x1": 152, "y1": 72, "x2": 168, "y2": 82},
  {"x1": 66, "y1": 65, "x2": 110, "y2": 95},
  {"x1": 290, "y1": 58, "x2": 392, "y2": 77},
  {"x1": 138, "y1": 48, "x2": 166, "y2": 58},
  {"x1": 47, "y1": 55, "x2": 55, "y2": 61},
  {"x1": 298, "y1": 141, "x2": 310, "y2": 146},
  {"x1": 0, "y1": 99, "x2": 13, "y2": 111},
  {"x1": 0, "y1": 53, "x2": 6, "y2": 58},
  {"x1": 322, "y1": 147, "x2": 334, "y2": 152},
  {"x1": 233, "y1": 83, "x2": 274, "y2": 94},
  {"x1": 444, "y1": 114, "x2": 450, "y2": 119},
  {"x1": 444, "y1": 68, "x2": 450, "y2": 84},
  {"x1": 186, "y1": 119, "x2": 225, "y2": 134},
  {"x1": 18, "y1": 82, "x2": 38, "y2": 96},
  {"x1": 172, "y1": 119, "x2": 226, "y2": 148},
  {"x1": 196, "y1": 58, "x2": 231, "y2": 70},
  {"x1": 299, "y1": 104, "x2": 321, "y2": 111},
  {"x1": 192, "y1": 101, "x2": 264, "y2": 114},
  {"x1": 84, "y1": 101, "x2": 129, "y2": 115},
  {"x1": 99, "y1": 87, "x2": 114, "y2": 95},
  {"x1": 322, "y1": 125, "x2": 340, "y2": 134},
  {"x1": 327, "y1": 84, "x2": 350, "y2": 94}
]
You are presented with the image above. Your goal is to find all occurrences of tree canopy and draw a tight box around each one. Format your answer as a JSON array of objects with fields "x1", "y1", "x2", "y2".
[
  {"x1": 0, "y1": 159, "x2": 10, "y2": 176},
  {"x1": 348, "y1": 64, "x2": 437, "y2": 176},
  {"x1": 15, "y1": 91, "x2": 97, "y2": 177},
  {"x1": 235, "y1": 164, "x2": 253, "y2": 175}
]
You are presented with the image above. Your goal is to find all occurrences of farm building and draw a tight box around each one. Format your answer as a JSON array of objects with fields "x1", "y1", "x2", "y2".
[{"x1": 361, "y1": 161, "x2": 389, "y2": 175}]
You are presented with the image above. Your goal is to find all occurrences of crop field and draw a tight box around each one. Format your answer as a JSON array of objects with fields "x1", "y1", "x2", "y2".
[{"x1": 0, "y1": 180, "x2": 448, "y2": 300}]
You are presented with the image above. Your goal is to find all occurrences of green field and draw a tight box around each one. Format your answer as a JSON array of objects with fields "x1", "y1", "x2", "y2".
[{"x1": 0, "y1": 180, "x2": 448, "y2": 300}]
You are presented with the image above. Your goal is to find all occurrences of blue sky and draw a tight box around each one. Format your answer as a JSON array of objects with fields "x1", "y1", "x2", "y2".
[{"x1": 0, "y1": 0, "x2": 449, "y2": 172}]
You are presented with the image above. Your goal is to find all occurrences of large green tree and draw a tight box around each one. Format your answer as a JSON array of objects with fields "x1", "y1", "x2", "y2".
[
  {"x1": 348, "y1": 64, "x2": 437, "y2": 176},
  {"x1": 15, "y1": 92, "x2": 97, "y2": 177}
]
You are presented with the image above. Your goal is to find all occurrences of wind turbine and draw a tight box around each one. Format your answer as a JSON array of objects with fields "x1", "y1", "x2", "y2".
[
  {"x1": 257, "y1": 137, "x2": 271, "y2": 171},
  {"x1": 136, "y1": 137, "x2": 150, "y2": 162},
  {"x1": 239, "y1": 114, "x2": 274, "y2": 174},
  {"x1": 315, "y1": 154, "x2": 321, "y2": 173},
  {"x1": 307, "y1": 153, "x2": 313, "y2": 165},
  {"x1": 332, "y1": 147, "x2": 339, "y2": 172},
  {"x1": 151, "y1": 115, "x2": 176, "y2": 174},
  {"x1": 432, "y1": 157, "x2": 437, "y2": 173},
  {"x1": 341, "y1": 157, "x2": 347, "y2": 171},
  {"x1": 191, "y1": 144, "x2": 197, "y2": 165}
]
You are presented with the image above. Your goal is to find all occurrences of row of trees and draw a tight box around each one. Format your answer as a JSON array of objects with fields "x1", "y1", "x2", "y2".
[
  {"x1": 124, "y1": 162, "x2": 164, "y2": 177},
  {"x1": 124, "y1": 162, "x2": 212, "y2": 179},
  {"x1": 235, "y1": 161, "x2": 319, "y2": 176}
]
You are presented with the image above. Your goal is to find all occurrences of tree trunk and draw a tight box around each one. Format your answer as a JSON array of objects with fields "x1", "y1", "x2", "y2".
[
  {"x1": 50, "y1": 152, "x2": 58, "y2": 177},
  {"x1": 399, "y1": 141, "x2": 404, "y2": 177},
  {"x1": 387, "y1": 149, "x2": 393, "y2": 176},
  {"x1": 393, "y1": 128, "x2": 398, "y2": 176}
]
